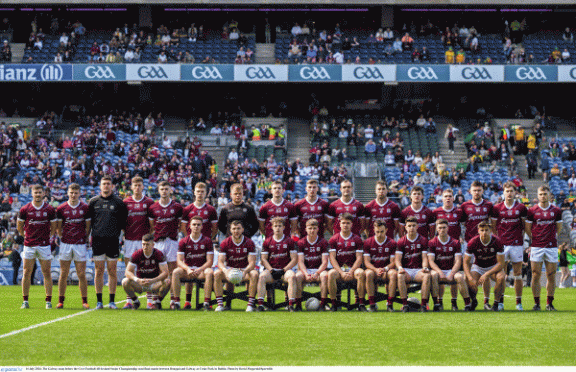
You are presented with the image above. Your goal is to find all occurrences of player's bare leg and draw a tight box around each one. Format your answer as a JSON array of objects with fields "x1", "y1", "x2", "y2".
[
  {"x1": 327, "y1": 269, "x2": 340, "y2": 311},
  {"x1": 365, "y1": 269, "x2": 377, "y2": 301},
  {"x1": 531, "y1": 261, "x2": 543, "y2": 310},
  {"x1": 94, "y1": 260, "x2": 105, "y2": 308},
  {"x1": 414, "y1": 271, "x2": 431, "y2": 312},
  {"x1": 509, "y1": 262, "x2": 524, "y2": 310},
  {"x1": 246, "y1": 269, "x2": 259, "y2": 311},
  {"x1": 57, "y1": 260, "x2": 71, "y2": 308},
  {"x1": 202, "y1": 268, "x2": 214, "y2": 309},
  {"x1": 318, "y1": 271, "x2": 329, "y2": 300},
  {"x1": 165, "y1": 261, "x2": 177, "y2": 306},
  {"x1": 256, "y1": 270, "x2": 273, "y2": 310},
  {"x1": 75, "y1": 261, "x2": 89, "y2": 308},
  {"x1": 21, "y1": 258, "x2": 36, "y2": 308},
  {"x1": 482, "y1": 278, "x2": 491, "y2": 310},
  {"x1": 106, "y1": 259, "x2": 118, "y2": 308},
  {"x1": 430, "y1": 271, "x2": 441, "y2": 311},
  {"x1": 171, "y1": 267, "x2": 186, "y2": 304},
  {"x1": 353, "y1": 268, "x2": 366, "y2": 311},
  {"x1": 294, "y1": 271, "x2": 305, "y2": 300},
  {"x1": 491, "y1": 271, "x2": 506, "y2": 311},
  {"x1": 452, "y1": 272, "x2": 470, "y2": 310},
  {"x1": 544, "y1": 261, "x2": 558, "y2": 310},
  {"x1": 466, "y1": 271, "x2": 482, "y2": 311},
  {"x1": 386, "y1": 269, "x2": 398, "y2": 312},
  {"x1": 37, "y1": 258, "x2": 53, "y2": 309},
  {"x1": 397, "y1": 271, "x2": 409, "y2": 311},
  {"x1": 284, "y1": 270, "x2": 297, "y2": 311}
]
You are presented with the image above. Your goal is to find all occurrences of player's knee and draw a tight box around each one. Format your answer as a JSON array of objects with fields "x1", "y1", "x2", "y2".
[
  {"x1": 214, "y1": 270, "x2": 223, "y2": 279},
  {"x1": 204, "y1": 268, "x2": 213, "y2": 277},
  {"x1": 250, "y1": 270, "x2": 258, "y2": 280},
  {"x1": 365, "y1": 270, "x2": 375, "y2": 280},
  {"x1": 355, "y1": 269, "x2": 365, "y2": 279},
  {"x1": 121, "y1": 278, "x2": 130, "y2": 287},
  {"x1": 431, "y1": 271, "x2": 439, "y2": 279},
  {"x1": 328, "y1": 269, "x2": 338, "y2": 280}
]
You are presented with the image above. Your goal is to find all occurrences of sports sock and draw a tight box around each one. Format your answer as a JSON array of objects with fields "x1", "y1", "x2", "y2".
[
  {"x1": 500, "y1": 295, "x2": 504, "y2": 303},
  {"x1": 484, "y1": 297, "x2": 489, "y2": 305},
  {"x1": 59, "y1": 296, "x2": 65, "y2": 304},
  {"x1": 226, "y1": 297, "x2": 232, "y2": 308},
  {"x1": 146, "y1": 293, "x2": 153, "y2": 304},
  {"x1": 451, "y1": 298, "x2": 457, "y2": 307},
  {"x1": 216, "y1": 296, "x2": 223, "y2": 306},
  {"x1": 331, "y1": 299, "x2": 337, "y2": 307},
  {"x1": 126, "y1": 298, "x2": 133, "y2": 304},
  {"x1": 296, "y1": 297, "x2": 302, "y2": 306},
  {"x1": 175, "y1": 297, "x2": 180, "y2": 303},
  {"x1": 186, "y1": 293, "x2": 192, "y2": 302},
  {"x1": 320, "y1": 298, "x2": 327, "y2": 307},
  {"x1": 464, "y1": 297, "x2": 471, "y2": 306},
  {"x1": 432, "y1": 297, "x2": 439, "y2": 305},
  {"x1": 547, "y1": 296, "x2": 554, "y2": 306},
  {"x1": 109, "y1": 294, "x2": 115, "y2": 303},
  {"x1": 493, "y1": 301, "x2": 500, "y2": 307},
  {"x1": 402, "y1": 298, "x2": 408, "y2": 306},
  {"x1": 369, "y1": 296, "x2": 376, "y2": 305},
  {"x1": 421, "y1": 298, "x2": 428, "y2": 307},
  {"x1": 357, "y1": 297, "x2": 364, "y2": 305},
  {"x1": 289, "y1": 299, "x2": 295, "y2": 306},
  {"x1": 355, "y1": 294, "x2": 359, "y2": 304},
  {"x1": 439, "y1": 297, "x2": 443, "y2": 305},
  {"x1": 248, "y1": 297, "x2": 255, "y2": 307},
  {"x1": 204, "y1": 297, "x2": 210, "y2": 305},
  {"x1": 131, "y1": 296, "x2": 138, "y2": 302},
  {"x1": 516, "y1": 297, "x2": 522, "y2": 305},
  {"x1": 82, "y1": 297, "x2": 88, "y2": 304},
  {"x1": 534, "y1": 296, "x2": 540, "y2": 306},
  {"x1": 23, "y1": 295, "x2": 29, "y2": 302},
  {"x1": 387, "y1": 297, "x2": 393, "y2": 306},
  {"x1": 258, "y1": 297, "x2": 264, "y2": 306},
  {"x1": 46, "y1": 296, "x2": 52, "y2": 303}
]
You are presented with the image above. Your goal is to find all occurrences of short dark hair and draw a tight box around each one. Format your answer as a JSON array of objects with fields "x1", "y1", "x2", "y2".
[
  {"x1": 405, "y1": 216, "x2": 418, "y2": 224},
  {"x1": 477, "y1": 220, "x2": 491, "y2": 230},
  {"x1": 436, "y1": 218, "x2": 448, "y2": 227},
  {"x1": 101, "y1": 176, "x2": 112, "y2": 183},
  {"x1": 68, "y1": 183, "x2": 80, "y2": 191},
  {"x1": 470, "y1": 180, "x2": 484, "y2": 189},
  {"x1": 340, "y1": 213, "x2": 354, "y2": 222},
  {"x1": 142, "y1": 234, "x2": 154, "y2": 242}
]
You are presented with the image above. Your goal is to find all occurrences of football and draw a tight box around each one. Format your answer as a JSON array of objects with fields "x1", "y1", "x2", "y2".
[
  {"x1": 227, "y1": 269, "x2": 244, "y2": 285},
  {"x1": 305, "y1": 297, "x2": 321, "y2": 311}
]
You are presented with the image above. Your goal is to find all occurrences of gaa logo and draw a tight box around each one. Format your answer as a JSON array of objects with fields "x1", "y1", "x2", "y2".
[
  {"x1": 300, "y1": 66, "x2": 331, "y2": 80},
  {"x1": 246, "y1": 67, "x2": 275, "y2": 79},
  {"x1": 515, "y1": 67, "x2": 547, "y2": 80},
  {"x1": 353, "y1": 66, "x2": 385, "y2": 80},
  {"x1": 40, "y1": 64, "x2": 64, "y2": 81},
  {"x1": 461, "y1": 67, "x2": 492, "y2": 80},
  {"x1": 85, "y1": 66, "x2": 116, "y2": 79},
  {"x1": 407, "y1": 67, "x2": 438, "y2": 80},
  {"x1": 138, "y1": 66, "x2": 168, "y2": 79},
  {"x1": 192, "y1": 66, "x2": 223, "y2": 80},
  {"x1": 570, "y1": 67, "x2": 576, "y2": 80}
]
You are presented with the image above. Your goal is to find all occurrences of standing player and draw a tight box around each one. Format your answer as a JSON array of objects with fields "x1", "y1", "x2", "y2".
[
  {"x1": 56, "y1": 183, "x2": 91, "y2": 309},
  {"x1": 218, "y1": 183, "x2": 259, "y2": 238},
  {"x1": 171, "y1": 216, "x2": 214, "y2": 310},
  {"x1": 148, "y1": 181, "x2": 183, "y2": 308},
  {"x1": 256, "y1": 217, "x2": 299, "y2": 311},
  {"x1": 461, "y1": 180, "x2": 493, "y2": 309},
  {"x1": 258, "y1": 181, "x2": 298, "y2": 238},
  {"x1": 428, "y1": 219, "x2": 471, "y2": 311},
  {"x1": 399, "y1": 186, "x2": 435, "y2": 239},
  {"x1": 463, "y1": 221, "x2": 505, "y2": 311},
  {"x1": 123, "y1": 177, "x2": 154, "y2": 305},
  {"x1": 395, "y1": 216, "x2": 432, "y2": 312},
  {"x1": 365, "y1": 181, "x2": 401, "y2": 240},
  {"x1": 121, "y1": 234, "x2": 171, "y2": 309},
  {"x1": 17, "y1": 185, "x2": 57, "y2": 309},
  {"x1": 433, "y1": 189, "x2": 465, "y2": 241},
  {"x1": 180, "y1": 182, "x2": 218, "y2": 308},
  {"x1": 327, "y1": 180, "x2": 366, "y2": 237},
  {"x1": 87, "y1": 176, "x2": 128, "y2": 310},
  {"x1": 214, "y1": 221, "x2": 259, "y2": 311},
  {"x1": 363, "y1": 221, "x2": 398, "y2": 312},
  {"x1": 525, "y1": 185, "x2": 562, "y2": 311},
  {"x1": 294, "y1": 179, "x2": 330, "y2": 239},
  {"x1": 490, "y1": 181, "x2": 528, "y2": 311},
  {"x1": 295, "y1": 219, "x2": 330, "y2": 311},
  {"x1": 327, "y1": 213, "x2": 366, "y2": 312}
]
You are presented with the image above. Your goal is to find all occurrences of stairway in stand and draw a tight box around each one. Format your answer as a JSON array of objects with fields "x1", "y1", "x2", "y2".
[
  {"x1": 286, "y1": 119, "x2": 310, "y2": 164},
  {"x1": 436, "y1": 118, "x2": 469, "y2": 171},
  {"x1": 354, "y1": 176, "x2": 379, "y2": 204}
]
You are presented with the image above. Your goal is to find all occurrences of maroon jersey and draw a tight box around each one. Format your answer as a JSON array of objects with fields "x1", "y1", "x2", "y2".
[
  {"x1": 526, "y1": 204, "x2": 562, "y2": 248},
  {"x1": 466, "y1": 235, "x2": 504, "y2": 268},
  {"x1": 363, "y1": 236, "x2": 397, "y2": 269},
  {"x1": 219, "y1": 235, "x2": 256, "y2": 269},
  {"x1": 491, "y1": 201, "x2": 528, "y2": 246},
  {"x1": 178, "y1": 234, "x2": 213, "y2": 268},
  {"x1": 123, "y1": 195, "x2": 154, "y2": 241},
  {"x1": 428, "y1": 236, "x2": 462, "y2": 271},
  {"x1": 461, "y1": 199, "x2": 493, "y2": 242},
  {"x1": 365, "y1": 199, "x2": 401, "y2": 238},
  {"x1": 148, "y1": 200, "x2": 183, "y2": 241},
  {"x1": 182, "y1": 203, "x2": 218, "y2": 237},
  {"x1": 18, "y1": 202, "x2": 57, "y2": 247},
  {"x1": 396, "y1": 234, "x2": 428, "y2": 269},
  {"x1": 297, "y1": 236, "x2": 329, "y2": 269},
  {"x1": 258, "y1": 199, "x2": 297, "y2": 238},
  {"x1": 328, "y1": 232, "x2": 364, "y2": 268},
  {"x1": 56, "y1": 201, "x2": 90, "y2": 245},
  {"x1": 400, "y1": 205, "x2": 435, "y2": 238},
  {"x1": 294, "y1": 197, "x2": 330, "y2": 237},
  {"x1": 262, "y1": 235, "x2": 297, "y2": 270},
  {"x1": 130, "y1": 248, "x2": 166, "y2": 279},
  {"x1": 432, "y1": 206, "x2": 465, "y2": 241},
  {"x1": 327, "y1": 198, "x2": 366, "y2": 236}
]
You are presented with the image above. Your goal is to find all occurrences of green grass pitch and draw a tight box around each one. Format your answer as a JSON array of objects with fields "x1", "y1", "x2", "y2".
[{"x1": 1, "y1": 285, "x2": 575, "y2": 366}]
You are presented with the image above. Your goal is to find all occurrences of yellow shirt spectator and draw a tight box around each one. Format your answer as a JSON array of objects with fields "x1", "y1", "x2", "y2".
[
  {"x1": 445, "y1": 48, "x2": 455, "y2": 64},
  {"x1": 515, "y1": 126, "x2": 525, "y2": 141},
  {"x1": 527, "y1": 134, "x2": 536, "y2": 150},
  {"x1": 455, "y1": 50, "x2": 465, "y2": 64}
]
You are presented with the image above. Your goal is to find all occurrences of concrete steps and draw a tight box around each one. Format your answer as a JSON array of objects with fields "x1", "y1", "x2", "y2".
[
  {"x1": 11, "y1": 43, "x2": 25, "y2": 63},
  {"x1": 287, "y1": 119, "x2": 311, "y2": 164},
  {"x1": 255, "y1": 43, "x2": 275, "y2": 64},
  {"x1": 436, "y1": 119, "x2": 469, "y2": 171},
  {"x1": 354, "y1": 176, "x2": 379, "y2": 204}
]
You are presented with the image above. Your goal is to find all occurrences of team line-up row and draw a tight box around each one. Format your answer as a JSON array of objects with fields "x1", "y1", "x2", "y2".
[{"x1": 17, "y1": 177, "x2": 562, "y2": 313}]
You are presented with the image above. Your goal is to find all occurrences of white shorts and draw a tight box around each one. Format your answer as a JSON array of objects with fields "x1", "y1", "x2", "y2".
[
  {"x1": 530, "y1": 247, "x2": 558, "y2": 263},
  {"x1": 92, "y1": 254, "x2": 118, "y2": 262},
  {"x1": 306, "y1": 269, "x2": 319, "y2": 275},
  {"x1": 59, "y1": 243, "x2": 87, "y2": 262},
  {"x1": 471, "y1": 263, "x2": 497, "y2": 276},
  {"x1": 405, "y1": 268, "x2": 423, "y2": 280},
  {"x1": 155, "y1": 238, "x2": 178, "y2": 262},
  {"x1": 571, "y1": 266, "x2": 576, "y2": 276},
  {"x1": 23, "y1": 245, "x2": 52, "y2": 261},
  {"x1": 461, "y1": 242, "x2": 467, "y2": 255},
  {"x1": 503, "y1": 245, "x2": 524, "y2": 263},
  {"x1": 124, "y1": 240, "x2": 142, "y2": 260}
]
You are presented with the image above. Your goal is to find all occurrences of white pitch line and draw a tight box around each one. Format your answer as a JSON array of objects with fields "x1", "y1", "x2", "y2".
[{"x1": 0, "y1": 296, "x2": 145, "y2": 340}]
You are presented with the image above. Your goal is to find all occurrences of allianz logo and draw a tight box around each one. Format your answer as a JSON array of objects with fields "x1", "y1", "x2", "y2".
[
  {"x1": 353, "y1": 66, "x2": 385, "y2": 79},
  {"x1": 84, "y1": 66, "x2": 116, "y2": 79},
  {"x1": 137, "y1": 66, "x2": 168, "y2": 78},
  {"x1": 407, "y1": 67, "x2": 438, "y2": 80},
  {"x1": 0, "y1": 64, "x2": 64, "y2": 81},
  {"x1": 299, "y1": 66, "x2": 331, "y2": 79},
  {"x1": 461, "y1": 67, "x2": 492, "y2": 79},
  {"x1": 515, "y1": 67, "x2": 547, "y2": 80},
  {"x1": 246, "y1": 66, "x2": 276, "y2": 79},
  {"x1": 191, "y1": 66, "x2": 223, "y2": 79}
]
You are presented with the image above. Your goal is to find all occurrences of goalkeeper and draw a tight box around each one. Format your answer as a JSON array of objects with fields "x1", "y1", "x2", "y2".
[{"x1": 256, "y1": 217, "x2": 299, "y2": 312}]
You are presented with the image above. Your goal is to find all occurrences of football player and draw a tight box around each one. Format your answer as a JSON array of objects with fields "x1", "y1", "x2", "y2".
[
  {"x1": 399, "y1": 186, "x2": 435, "y2": 239},
  {"x1": 258, "y1": 181, "x2": 298, "y2": 238},
  {"x1": 365, "y1": 181, "x2": 401, "y2": 240},
  {"x1": 327, "y1": 180, "x2": 366, "y2": 236}
]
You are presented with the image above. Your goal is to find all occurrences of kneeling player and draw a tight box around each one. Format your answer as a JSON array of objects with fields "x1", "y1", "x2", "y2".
[
  {"x1": 295, "y1": 219, "x2": 329, "y2": 311},
  {"x1": 428, "y1": 219, "x2": 471, "y2": 311},
  {"x1": 463, "y1": 221, "x2": 505, "y2": 311},
  {"x1": 122, "y1": 234, "x2": 171, "y2": 309},
  {"x1": 171, "y1": 216, "x2": 214, "y2": 310},
  {"x1": 214, "y1": 221, "x2": 259, "y2": 312},
  {"x1": 328, "y1": 213, "x2": 366, "y2": 312},
  {"x1": 395, "y1": 216, "x2": 432, "y2": 312},
  {"x1": 256, "y1": 217, "x2": 298, "y2": 311},
  {"x1": 364, "y1": 221, "x2": 397, "y2": 312}
]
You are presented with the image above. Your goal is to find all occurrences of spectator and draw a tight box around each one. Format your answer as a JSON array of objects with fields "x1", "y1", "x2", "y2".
[
  {"x1": 563, "y1": 27, "x2": 574, "y2": 43},
  {"x1": 401, "y1": 33, "x2": 413, "y2": 50},
  {"x1": 365, "y1": 139, "x2": 376, "y2": 154},
  {"x1": 392, "y1": 38, "x2": 402, "y2": 53},
  {"x1": 383, "y1": 27, "x2": 394, "y2": 40}
]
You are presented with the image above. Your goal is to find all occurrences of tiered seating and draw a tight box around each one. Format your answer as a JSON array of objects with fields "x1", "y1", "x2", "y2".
[
  {"x1": 523, "y1": 32, "x2": 576, "y2": 62},
  {"x1": 252, "y1": 175, "x2": 341, "y2": 203}
]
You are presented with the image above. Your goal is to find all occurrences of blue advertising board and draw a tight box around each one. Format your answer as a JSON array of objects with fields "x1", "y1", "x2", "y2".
[
  {"x1": 0, "y1": 63, "x2": 72, "y2": 81},
  {"x1": 289, "y1": 65, "x2": 342, "y2": 82},
  {"x1": 181, "y1": 64, "x2": 234, "y2": 82},
  {"x1": 397, "y1": 65, "x2": 450, "y2": 82},
  {"x1": 73, "y1": 64, "x2": 126, "y2": 81},
  {"x1": 505, "y1": 65, "x2": 558, "y2": 82}
]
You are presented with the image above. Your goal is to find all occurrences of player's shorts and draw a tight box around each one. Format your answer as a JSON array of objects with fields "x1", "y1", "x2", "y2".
[
  {"x1": 154, "y1": 238, "x2": 178, "y2": 262},
  {"x1": 59, "y1": 243, "x2": 87, "y2": 262},
  {"x1": 461, "y1": 241, "x2": 467, "y2": 255},
  {"x1": 404, "y1": 268, "x2": 423, "y2": 280},
  {"x1": 504, "y1": 245, "x2": 524, "y2": 263},
  {"x1": 92, "y1": 236, "x2": 120, "y2": 260},
  {"x1": 123, "y1": 240, "x2": 142, "y2": 260},
  {"x1": 571, "y1": 266, "x2": 576, "y2": 277},
  {"x1": 530, "y1": 247, "x2": 558, "y2": 263},
  {"x1": 306, "y1": 268, "x2": 319, "y2": 275},
  {"x1": 471, "y1": 263, "x2": 497, "y2": 276},
  {"x1": 23, "y1": 245, "x2": 52, "y2": 261}
]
